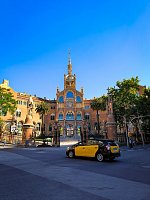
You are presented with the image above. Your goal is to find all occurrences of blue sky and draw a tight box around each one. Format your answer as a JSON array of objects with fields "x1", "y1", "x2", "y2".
[{"x1": 0, "y1": 0, "x2": 150, "y2": 99}]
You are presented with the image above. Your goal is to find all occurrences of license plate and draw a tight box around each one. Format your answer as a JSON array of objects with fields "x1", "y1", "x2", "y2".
[
  {"x1": 111, "y1": 147, "x2": 119, "y2": 153},
  {"x1": 113, "y1": 147, "x2": 117, "y2": 150}
]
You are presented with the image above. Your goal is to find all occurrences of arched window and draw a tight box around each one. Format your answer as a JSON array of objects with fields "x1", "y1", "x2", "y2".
[
  {"x1": 66, "y1": 112, "x2": 74, "y2": 120},
  {"x1": 76, "y1": 112, "x2": 82, "y2": 120},
  {"x1": 58, "y1": 96, "x2": 64, "y2": 103},
  {"x1": 66, "y1": 91, "x2": 74, "y2": 98},
  {"x1": 58, "y1": 113, "x2": 63, "y2": 120},
  {"x1": 76, "y1": 96, "x2": 82, "y2": 102}
]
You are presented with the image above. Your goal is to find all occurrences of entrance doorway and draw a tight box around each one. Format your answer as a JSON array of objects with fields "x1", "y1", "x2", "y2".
[{"x1": 66, "y1": 124, "x2": 74, "y2": 137}]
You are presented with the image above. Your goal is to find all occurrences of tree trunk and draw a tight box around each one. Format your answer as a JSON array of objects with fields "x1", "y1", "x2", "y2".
[{"x1": 97, "y1": 110, "x2": 100, "y2": 135}]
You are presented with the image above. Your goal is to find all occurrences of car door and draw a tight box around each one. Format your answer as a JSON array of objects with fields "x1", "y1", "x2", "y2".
[
  {"x1": 85, "y1": 145, "x2": 99, "y2": 157},
  {"x1": 75, "y1": 144, "x2": 86, "y2": 156}
]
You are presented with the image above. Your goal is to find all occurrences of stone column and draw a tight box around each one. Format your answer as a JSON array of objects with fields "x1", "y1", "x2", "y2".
[
  {"x1": 22, "y1": 96, "x2": 34, "y2": 145},
  {"x1": 106, "y1": 89, "x2": 117, "y2": 140},
  {"x1": 22, "y1": 115, "x2": 34, "y2": 145}
]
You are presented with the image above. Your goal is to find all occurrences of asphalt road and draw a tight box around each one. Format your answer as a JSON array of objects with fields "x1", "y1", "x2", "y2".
[{"x1": 0, "y1": 145, "x2": 150, "y2": 200}]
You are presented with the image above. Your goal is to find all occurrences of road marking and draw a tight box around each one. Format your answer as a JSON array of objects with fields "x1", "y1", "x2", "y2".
[{"x1": 0, "y1": 151, "x2": 150, "y2": 200}]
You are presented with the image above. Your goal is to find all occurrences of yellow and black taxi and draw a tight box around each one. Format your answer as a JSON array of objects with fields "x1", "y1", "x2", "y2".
[{"x1": 66, "y1": 139, "x2": 120, "y2": 162}]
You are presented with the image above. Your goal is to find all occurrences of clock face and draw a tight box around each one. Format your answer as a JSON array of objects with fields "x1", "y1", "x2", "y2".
[{"x1": 67, "y1": 75, "x2": 74, "y2": 82}]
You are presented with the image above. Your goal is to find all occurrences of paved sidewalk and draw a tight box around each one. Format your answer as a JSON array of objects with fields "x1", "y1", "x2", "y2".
[
  {"x1": 0, "y1": 142, "x2": 16, "y2": 149},
  {"x1": 120, "y1": 143, "x2": 150, "y2": 151},
  {"x1": 1, "y1": 141, "x2": 150, "y2": 150}
]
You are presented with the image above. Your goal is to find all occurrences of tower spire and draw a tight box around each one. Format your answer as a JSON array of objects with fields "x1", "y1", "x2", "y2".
[
  {"x1": 68, "y1": 49, "x2": 72, "y2": 75},
  {"x1": 68, "y1": 49, "x2": 71, "y2": 64}
]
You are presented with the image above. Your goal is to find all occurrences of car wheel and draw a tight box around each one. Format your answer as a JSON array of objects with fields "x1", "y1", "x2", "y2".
[
  {"x1": 96, "y1": 153, "x2": 104, "y2": 162},
  {"x1": 68, "y1": 150, "x2": 74, "y2": 158}
]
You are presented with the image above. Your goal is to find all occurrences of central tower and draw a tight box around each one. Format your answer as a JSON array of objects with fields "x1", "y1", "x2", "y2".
[
  {"x1": 64, "y1": 51, "x2": 76, "y2": 89},
  {"x1": 56, "y1": 51, "x2": 84, "y2": 139}
]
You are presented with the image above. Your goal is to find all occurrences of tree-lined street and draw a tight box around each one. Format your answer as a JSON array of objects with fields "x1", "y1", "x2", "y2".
[{"x1": 0, "y1": 145, "x2": 150, "y2": 200}]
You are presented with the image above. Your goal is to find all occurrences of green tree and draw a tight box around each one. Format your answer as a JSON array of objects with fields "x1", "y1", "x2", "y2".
[
  {"x1": 133, "y1": 87, "x2": 150, "y2": 140},
  {"x1": 35, "y1": 101, "x2": 49, "y2": 135},
  {"x1": 136, "y1": 87, "x2": 150, "y2": 116},
  {"x1": 109, "y1": 77, "x2": 140, "y2": 145},
  {"x1": 91, "y1": 96, "x2": 107, "y2": 135},
  {"x1": 110, "y1": 76, "x2": 140, "y2": 124},
  {"x1": 0, "y1": 87, "x2": 17, "y2": 116}
]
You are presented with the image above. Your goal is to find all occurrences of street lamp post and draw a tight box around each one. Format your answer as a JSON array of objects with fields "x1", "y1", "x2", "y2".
[
  {"x1": 53, "y1": 121, "x2": 60, "y2": 147},
  {"x1": 83, "y1": 121, "x2": 88, "y2": 144}
]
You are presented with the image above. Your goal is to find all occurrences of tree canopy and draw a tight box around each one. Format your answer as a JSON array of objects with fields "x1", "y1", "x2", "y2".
[
  {"x1": 35, "y1": 101, "x2": 49, "y2": 135},
  {"x1": 90, "y1": 95, "x2": 107, "y2": 134},
  {"x1": 0, "y1": 87, "x2": 17, "y2": 116},
  {"x1": 109, "y1": 76, "x2": 140, "y2": 124}
]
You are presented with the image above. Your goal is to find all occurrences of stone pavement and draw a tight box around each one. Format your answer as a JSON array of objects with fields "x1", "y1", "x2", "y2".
[{"x1": 0, "y1": 150, "x2": 150, "y2": 200}]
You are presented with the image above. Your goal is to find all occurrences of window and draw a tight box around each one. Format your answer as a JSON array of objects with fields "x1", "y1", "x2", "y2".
[
  {"x1": 51, "y1": 114, "x2": 55, "y2": 120},
  {"x1": 58, "y1": 113, "x2": 63, "y2": 120},
  {"x1": 23, "y1": 101, "x2": 27, "y2": 106},
  {"x1": 66, "y1": 112, "x2": 74, "y2": 120},
  {"x1": 17, "y1": 100, "x2": 23, "y2": 105},
  {"x1": 58, "y1": 96, "x2": 64, "y2": 103},
  {"x1": 66, "y1": 91, "x2": 74, "y2": 98},
  {"x1": 16, "y1": 110, "x2": 21, "y2": 117},
  {"x1": 51, "y1": 106, "x2": 55, "y2": 109},
  {"x1": 87, "y1": 140, "x2": 99, "y2": 145},
  {"x1": 85, "y1": 113, "x2": 90, "y2": 120},
  {"x1": 76, "y1": 96, "x2": 82, "y2": 103},
  {"x1": 84, "y1": 105, "x2": 90, "y2": 109},
  {"x1": 76, "y1": 112, "x2": 82, "y2": 120}
]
